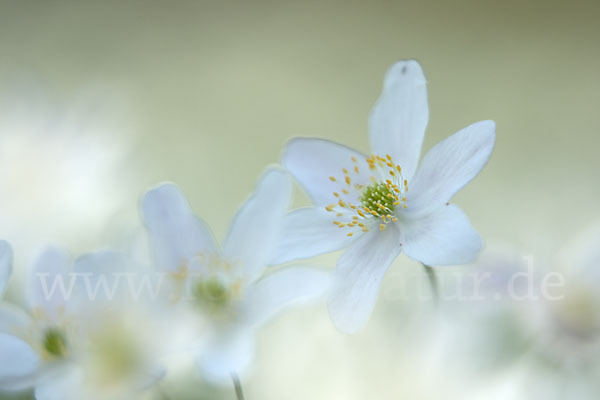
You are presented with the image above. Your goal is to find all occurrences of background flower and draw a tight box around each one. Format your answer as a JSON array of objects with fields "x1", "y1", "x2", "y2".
[{"x1": 142, "y1": 169, "x2": 330, "y2": 384}]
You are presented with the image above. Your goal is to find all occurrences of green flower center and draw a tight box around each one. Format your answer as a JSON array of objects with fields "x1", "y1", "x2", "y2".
[
  {"x1": 193, "y1": 277, "x2": 232, "y2": 311},
  {"x1": 324, "y1": 154, "x2": 408, "y2": 235},
  {"x1": 43, "y1": 328, "x2": 68, "y2": 358},
  {"x1": 359, "y1": 181, "x2": 397, "y2": 214}
]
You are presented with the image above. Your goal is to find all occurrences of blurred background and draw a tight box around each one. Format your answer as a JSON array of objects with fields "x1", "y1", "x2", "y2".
[{"x1": 0, "y1": 0, "x2": 599, "y2": 399}]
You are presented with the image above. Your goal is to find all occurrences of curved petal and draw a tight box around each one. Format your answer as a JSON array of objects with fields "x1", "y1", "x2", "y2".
[
  {"x1": 368, "y1": 60, "x2": 429, "y2": 181},
  {"x1": 270, "y1": 207, "x2": 360, "y2": 265},
  {"x1": 328, "y1": 227, "x2": 401, "y2": 334},
  {"x1": 222, "y1": 168, "x2": 291, "y2": 282},
  {"x1": 0, "y1": 301, "x2": 33, "y2": 333},
  {"x1": 400, "y1": 204, "x2": 482, "y2": 266},
  {"x1": 27, "y1": 247, "x2": 72, "y2": 320},
  {"x1": 0, "y1": 333, "x2": 41, "y2": 382},
  {"x1": 0, "y1": 241, "x2": 13, "y2": 298},
  {"x1": 242, "y1": 267, "x2": 331, "y2": 327},
  {"x1": 72, "y1": 250, "x2": 133, "y2": 306},
  {"x1": 406, "y1": 120, "x2": 495, "y2": 215},
  {"x1": 142, "y1": 183, "x2": 218, "y2": 272},
  {"x1": 283, "y1": 138, "x2": 372, "y2": 206},
  {"x1": 197, "y1": 330, "x2": 254, "y2": 385},
  {"x1": 34, "y1": 366, "x2": 83, "y2": 400}
]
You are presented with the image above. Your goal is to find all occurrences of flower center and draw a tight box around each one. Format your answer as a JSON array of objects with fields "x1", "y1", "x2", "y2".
[
  {"x1": 359, "y1": 181, "x2": 397, "y2": 214},
  {"x1": 43, "y1": 328, "x2": 68, "y2": 358},
  {"x1": 324, "y1": 154, "x2": 408, "y2": 236},
  {"x1": 192, "y1": 277, "x2": 232, "y2": 310}
]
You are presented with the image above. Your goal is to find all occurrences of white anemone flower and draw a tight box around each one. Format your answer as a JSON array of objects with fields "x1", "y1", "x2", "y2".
[
  {"x1": 142, "y1": 168, "x2": 330, "y2": 383},
  {"x1": 0, "y1": 247, "x2": 80, "y2": 396},
  {"x1": 0, "y1": 247, "x2": 164, "y2": 400},
  {"x1": 273, "y1": 60, "x2": 495, "y2": 333}
]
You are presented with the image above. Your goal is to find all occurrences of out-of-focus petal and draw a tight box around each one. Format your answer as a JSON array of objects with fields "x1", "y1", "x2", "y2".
[
  {"x1": 270, "y1": 207, "x2": 359, "y2": 265},
  {"x1": 196, "y1": 330, "x2": 254, "y2": 385},
  {"x1": 406, "y1": 120, "x2": 495, "y2": 215},
  {"x1": 142, "y1": 183, "x2": 218, "y2": 272},
  {"x1": 368, "y1": 60, "x2": 429, "y2": 181},
  {"x1": 72, "y1": 250, "x2": 134, "y2": 306},
  {"x1": 401, "y1": 204, "x2": 482, "y2": 266},
  {"x1": 222, "y1": 168, "x2": 291, "y2": 282},
  {"x1": 0, "y1": 301, "x2": 33, "y2": 333},
  {"x1": 0, "y1": 241, "x2": 13, "y2": 298},
  {"x1": 0, "y1": 333, "x2": 40, "y2": 382},
  {"x1": 283, "y1": 138, "x2": 371, "y2": 205},
  {"x1": 328, "y1": 228, "x2": 401, "y2": 334},
  {"x1": 27, "y1": 247, "x2": 72, "y2": 320},
  {"x1": 34, "y1": 366, "x2": 83, "y2": 400},
  {"x1": 242, "y1": 266, "x2": 331, "y2": 327}
]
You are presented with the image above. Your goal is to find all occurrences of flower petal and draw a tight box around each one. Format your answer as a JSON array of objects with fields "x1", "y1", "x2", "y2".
[
  {"x1": 328, "y1": 227, "x2": 401, "y2": 334},
  {"x1": 0, "y1": 333, "x2": 40, "y2": 382},
  {"x1": 72, "y1": 250, "x2": 134, "y2": 305},
  {"x1": 27, "y1": 247, "x2": 72, "y2": 319},
  {"x1": 283, "y1": 138, "x2": 372, "y2": 206},
  {"x1": 369, "y1": 60, "x2": 429, "y2": 181},
  {"x1": 406, "y1": 120, "x2": 495, "y2": 215},
  {"x1": 242, "y1": 266, "x2": 331, "y2": 327},
  {"x1": 34, "y1": 366, "x2": 83, "y2": 400},
  {"x1": 0, "y1": 241, "x2": 13, "y2": 298},
  {"x1": 400, "y1": 204, "x2": 482, "y2": 266},
  {"x1": 143, "y1": 183, "x2": 218, "y2": 272},
  {"x1": 270, "y1": 207, "x2": 359, "y2": 265},
  {"x1": 222, "y1": 168, "x2": 291, "y2": 282},
  {"x1": 0, "y1": 301, "x2": 33, "y2": 334},
  {"x1": 197, "y1": 330, "x2": 254, "y2": 384}
]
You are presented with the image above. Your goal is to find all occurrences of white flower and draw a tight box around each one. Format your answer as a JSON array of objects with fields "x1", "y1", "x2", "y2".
[
  {"x1": 142, "y1": 168, "x2": 330, "y2": 383},
  {"x1": 273, "y1": 60, "x2": 495, "y2": 333},
  {"x1": 0, "y1": 247, "x2": 79, "y2": 395},
  {"x1": 0, "y1": 247, "x2": 164, "y2": 400}
]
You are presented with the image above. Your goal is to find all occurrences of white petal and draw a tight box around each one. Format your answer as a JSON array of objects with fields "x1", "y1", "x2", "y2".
[
  {"x1": 72, "y1": 250, "x2": 132, "y2": 305},
  {"x1": 0, "y1": 333, "x2": 40, "y2": 382},
  {"x1": 369, "y1": 60, "x2": 429, "y2": 181},
  {"x1": 406, "y1": 120, "x2": 495, "y2": 215},
  {"x1": 0, "y1": 241, "x2": 13, "y2": 298},
  {"x1": 197, "y1": 330, "x2": 254, "y2": 385},
  {"x1": 143, "y1": 183, "x2": 218, "y2": 272},
  {"x1": 328, "y1": 228, "x2": 401, "y2": 334},
  {"x1": 27, "y1": 247, "x2": 72, "y2": 318},
  {"x1": 222, "y1": 168, "x2": 291, "y2": 282},
  {"x1": 400, "y1": 204, "x2": 482, "y2": 266},
  {"x1": 34, "y1": 366, "x2": 83, "y2": 400},
  {"x1": 270, "y1": 207, "x2": 360, "y2": 265},
  {"x1": 283, "y1": 138, "x2": 372, "y2": 205},
  {"x1": 242, "y1": 267, "x2": 331, "y2": 327},
  {"x1": 0, "y1": 301, "x2": 33, "y2": 333}
]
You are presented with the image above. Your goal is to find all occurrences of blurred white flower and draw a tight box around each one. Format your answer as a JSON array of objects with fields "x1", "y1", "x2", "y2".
[
  {"x1": 274, "y1": 60, "x2": 495, "y2": 333},
  {"x1": 0, "y1": 247, "x2": 81, "y2": 395},
  {"x1": 439, "y1": 227, "x2": 600, "y2": 399},
  {"x1": 142, "y1": 168, "x2": 330, "y2": 383},
  {"x1": 0, "y1": 246, "x2": 164, "y2": 400},
  {"x1": 530, "y1": 224, "x2": 600, "y2": 369},
  {"x1": 0, "y1": 87, "x2": 136, "y2": 264}
]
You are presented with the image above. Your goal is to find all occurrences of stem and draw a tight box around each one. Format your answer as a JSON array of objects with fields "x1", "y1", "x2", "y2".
[
  {"x1": 231, "y1": 372, "x2": 245, "y2": 400},
  {"x1": 422, "y1": 264, "x2": 439, "y2": 304}
]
